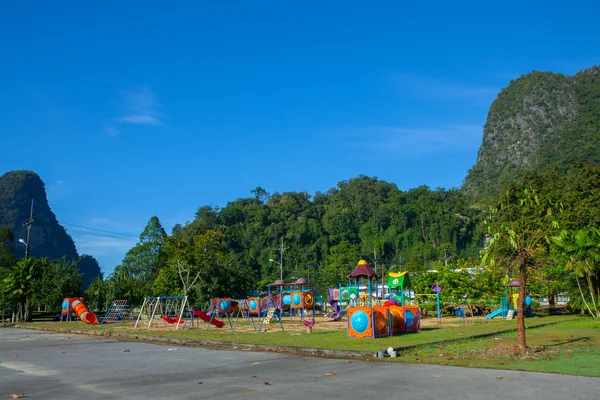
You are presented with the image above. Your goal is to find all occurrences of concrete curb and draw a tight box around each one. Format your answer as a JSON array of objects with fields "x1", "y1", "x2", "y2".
[{"x1": 12, "y1": 318, "x2": 574, "y2": 360}]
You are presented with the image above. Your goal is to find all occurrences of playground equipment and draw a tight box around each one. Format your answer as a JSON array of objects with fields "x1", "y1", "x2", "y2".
[
  {"x1": 346, "y1": 260, "x2": 420, "y2": 339},
  {"x1": 193, "y1": 309, "x2": 225, "y2": 328},
  {"x1": 259, "y1": 280, "x2": 287, "y2": 333},
  {"x1": 288, "y1": 278, "x2": 315, "y2": 321},
  {"x1": 61, "y1": 297, "x2": 98, "y2": 324},
  {"x1": 340, "y1": 285, "x2": 359, "y2": 306},
  {"x1": 387, "y1": 271, "x2": 411, "y2": 305},
  {"x1": 100, "y1": 300, "x2": 135, "y2": 325},
  {"x1": 328, "y1": 288, "x2": 348, "y2": 321},
  {"x1": 204, "y1": 297, "x2": 236, "y2": 330},
  {"x1": 486, "y1": 280, "x2": 534, "y2": 320},
  {"x1": 135, "y1": 296, "x2": 190, "y2": 330}
]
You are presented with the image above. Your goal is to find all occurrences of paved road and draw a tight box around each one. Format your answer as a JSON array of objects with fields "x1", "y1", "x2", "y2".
[{"x1": 0, "y1": 328, "x2": 597, "y2": 399}]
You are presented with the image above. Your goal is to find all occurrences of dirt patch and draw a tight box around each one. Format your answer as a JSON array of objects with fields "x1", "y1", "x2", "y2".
[
  {"x1": 134, "y1": 315, "x2": 460, "y2": 333},
  {"x1": 467, "y1": 344, "x2": 558, "y2": 358}
]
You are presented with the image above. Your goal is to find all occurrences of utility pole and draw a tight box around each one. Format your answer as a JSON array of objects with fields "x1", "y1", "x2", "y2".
[
  {"x1": 373, "y1": 248, "x2": 378, "y2": 274},
  {"x1": 23, "y1": 199, "x2": 34, "y2": 259},
  {"x1": 373, "y1": 248, "x2": 379, "y2": 296},
  {"x1": 273, "y1": 237, "x2": 287, "y2": 281}
]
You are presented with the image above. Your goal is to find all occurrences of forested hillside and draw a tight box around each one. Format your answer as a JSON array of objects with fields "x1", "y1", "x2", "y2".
[
  {"x1": 463, "y1": 66, "x2": 600, "y2": 195},
  {"x1": 0, "y1": 170, "x2": 101, "y2": 289},
  {"x1": 172, "y1": 177, "x2": 483, "y2": 287}
]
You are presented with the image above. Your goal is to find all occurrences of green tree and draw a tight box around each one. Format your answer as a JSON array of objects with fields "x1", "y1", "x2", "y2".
[
  {"x1": 483, "y1": 185, "x2": 557, "y2": 352},
  {"x1": 84, "y1": 276, "x2": 106, "y2": 312},
  {"x1": 0, "y1": 226, "x2": 16, "y2": 270},
  {"x1": 1, "y1": 258, "x2": 36, "y2": 321},
  {"x1": 30, "y1": 258, "x2": 83, "y2": 310},
  {"x1": 552, "y1": 229, "x2": 600, "y2": 318},
  {"x1": 122, "y1": 216, "x2": 166, "y2": 280}
]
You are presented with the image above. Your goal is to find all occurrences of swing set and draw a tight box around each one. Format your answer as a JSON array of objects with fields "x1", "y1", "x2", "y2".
[{"x1": 134, "y1": 296, "x2": 191, "y2": 330}]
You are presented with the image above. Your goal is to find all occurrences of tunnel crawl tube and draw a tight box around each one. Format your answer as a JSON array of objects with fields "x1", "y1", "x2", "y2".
[{"x1": 71, "y1": 298, "x2": 99, "y2": 324}]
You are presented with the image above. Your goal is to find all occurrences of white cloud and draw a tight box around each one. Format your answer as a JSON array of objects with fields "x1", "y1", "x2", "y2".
[
  {"x1": 390, "y1": 73, "x2": 499, "y2": 102},
  {"x1": 46, "y1": 179, "x2": 68, "y2": 200},
  {"x1": 84, "y1": 217, "x2": 143, "y2": 235},
  {"x1": 115, "y1": 86, "x2": 165, "y2": 125},
  {"x1": 104, "y1": 127, "x2": 121, "y2": 137},
  {"x1": 115, "y1": 115, "x2": 160, "y2": 125},
  {"x1": 75, "y1": 236, "x2": 138, "y2": 257},
  {"x1": 342, "y1": 124, "x2": 483, "y2": 158}
]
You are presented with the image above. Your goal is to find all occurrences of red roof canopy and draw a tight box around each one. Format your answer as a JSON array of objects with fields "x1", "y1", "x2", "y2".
[{"x1": 346, "y1": 260, "x2": 380, "y2": 280}]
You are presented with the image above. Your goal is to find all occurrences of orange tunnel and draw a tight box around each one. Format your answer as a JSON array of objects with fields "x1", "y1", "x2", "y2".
[{"x1": 66, "y1": 298, "x2": 98, "y2": 324}]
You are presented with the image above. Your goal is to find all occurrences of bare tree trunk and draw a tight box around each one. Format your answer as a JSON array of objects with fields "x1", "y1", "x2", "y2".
[
  {"x1": 586, "y1": 274, "x2": 599, "y2": 318},
  {"x1": 575, "y1": 275, "x2": 594, "y2": 317},
  {"x1": 517, "y1": 260, "x2": 527, "y2": 353},
  {"x1": 584, "y1": 260, "x2": 599, "y2": 318}
]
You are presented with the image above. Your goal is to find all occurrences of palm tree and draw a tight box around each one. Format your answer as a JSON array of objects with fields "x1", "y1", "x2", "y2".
[{"x1": 552, "y1": 229, "x2": 600, "y2": 319}]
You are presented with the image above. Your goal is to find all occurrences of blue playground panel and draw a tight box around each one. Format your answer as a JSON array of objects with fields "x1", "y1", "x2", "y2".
[{"x1": 350, "y1": 310, "x2": 369, "y2": 334}]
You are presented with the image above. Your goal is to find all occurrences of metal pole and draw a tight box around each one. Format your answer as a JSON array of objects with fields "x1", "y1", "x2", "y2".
[
  {"x1": 23, "y1": 199, "x2": 34, "y2": 259},
  {"x1": 280, "y1": 237, "x2": 283, "y2": 281}
]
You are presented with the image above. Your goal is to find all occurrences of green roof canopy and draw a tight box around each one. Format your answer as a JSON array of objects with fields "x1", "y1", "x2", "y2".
[{"x1": 387, "y1": 271, "x2": 411, "y2": 289}]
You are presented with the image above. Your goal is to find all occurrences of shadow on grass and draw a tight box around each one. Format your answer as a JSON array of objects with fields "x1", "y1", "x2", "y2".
[
  {"x1": 418, "y1": 327, "x2": 441, "y2": 332},
  {"x1": 547, "y1": 336, "x2": 590, "y2": 347}
]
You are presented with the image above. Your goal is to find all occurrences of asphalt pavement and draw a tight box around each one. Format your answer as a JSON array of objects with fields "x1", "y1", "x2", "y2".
[{"x1": 0, "y1": 328, "x2": 597, "y2": 399}]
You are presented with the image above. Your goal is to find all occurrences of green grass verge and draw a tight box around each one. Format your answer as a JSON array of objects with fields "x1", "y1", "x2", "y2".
[
  {"x1": 25, "y1": 315, "x2": 575, "y2": 352},
  {"x1": 394, "y1": 318, "x2": 600, "y2": 377}
]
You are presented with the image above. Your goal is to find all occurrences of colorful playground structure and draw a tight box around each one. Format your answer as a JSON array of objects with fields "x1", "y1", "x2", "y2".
[
  {"x1": 130, "y1": 277, "x2": 317, "y2": 333},
  {"x1": 100, "y1": 300, "x2": 135, "y2": 325},
  {"x1": 61, "y1": 297, "x2": 98, "y2": 324},
  {"x1": 135, "y1": 296, "x2": 191, "y2": 330},
  {"x1": 205, "y1": 277, "x2": 316, "y2": 333},
  {"x1": 486, "y1": 279, "x2": 534, "y2": 320},
  {"x1": 341, "y1": 260, "x2": 421, "y2": 339}
]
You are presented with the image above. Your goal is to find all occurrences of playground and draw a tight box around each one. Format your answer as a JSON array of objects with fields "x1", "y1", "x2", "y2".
[
  {"x1": 3, "y1": 326, "x2": 599, "y2": 400},
  {"x1": 24, "y1": 258, "x2": 599, "y2": 377},
  {"x1": 42, "y1": 259, "x2": 559, "y2": 349}
]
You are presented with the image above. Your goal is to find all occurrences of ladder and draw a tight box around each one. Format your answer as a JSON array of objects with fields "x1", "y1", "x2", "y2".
[{"x1": 263, "y1": 308, "x2": 276, "y2": 324}]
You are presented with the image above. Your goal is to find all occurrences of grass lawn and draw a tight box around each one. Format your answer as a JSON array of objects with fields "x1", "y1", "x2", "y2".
[
  {"x1": 395, "y1": 318, "x2": 600, "y2": 377},
  {"x1": 25, "y1": 315, "x2": 578, "y2": 353}
]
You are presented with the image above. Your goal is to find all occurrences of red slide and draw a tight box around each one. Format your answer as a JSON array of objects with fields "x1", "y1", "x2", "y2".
[{"x1": 192, "y1": 310, "x2": 225, "y2": 328}]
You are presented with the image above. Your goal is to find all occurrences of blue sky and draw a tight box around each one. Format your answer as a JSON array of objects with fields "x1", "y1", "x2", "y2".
[{"x1": 1, "y1": 1, "x2": 599, "y2": 275}]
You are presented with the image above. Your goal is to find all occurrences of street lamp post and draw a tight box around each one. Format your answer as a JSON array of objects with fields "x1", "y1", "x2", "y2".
[
  {"x1": 269, "y1": 237, "x2": 287, "y2": 281},
  {"x1": 18, "y1": 238, "x2": 28, "y2": 259},
  {"x1": 21, "y1": 199, "x2": 34, "y2": 260},
  {"x1": 269, "y1": 258, "x2": 283, "y2": 281}
]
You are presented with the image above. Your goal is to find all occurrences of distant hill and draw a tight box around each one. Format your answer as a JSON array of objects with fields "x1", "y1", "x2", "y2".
[
  {"x1": 463, "y1": 66, "x2": 600, "y2": 195},
  {"x1": 0, "y1": 170, "x2": 101, "y2": 288}
]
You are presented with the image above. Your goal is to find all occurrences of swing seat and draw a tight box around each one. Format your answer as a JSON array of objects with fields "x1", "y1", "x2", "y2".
[
  {"x1": 302, "y1": 319, "x2": 314, "y2": 328},
  {"x1": 161, "y1": 316, "x2": 178, "y2": 324}
]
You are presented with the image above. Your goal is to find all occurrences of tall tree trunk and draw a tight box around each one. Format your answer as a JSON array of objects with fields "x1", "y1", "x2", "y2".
[
  {"x1": 24, "y1": 299, "x2": 32, "y2": 322},
  {"x1": 575, "y1": 275, "x2": 594, "y2": 317},
  {"x1": 517, "y1": 260, "x2": 527, "y2": 353},
  {"x1": 548, "y1": 292, "x2": 555, "y2": 315}
]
